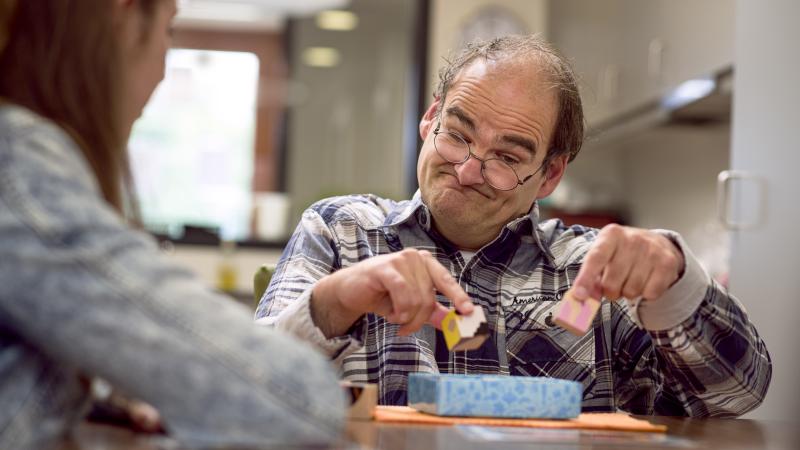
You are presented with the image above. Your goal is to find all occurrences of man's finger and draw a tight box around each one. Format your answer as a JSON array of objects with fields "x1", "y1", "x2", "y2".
[
  {"x1": 573, "y1": 228, "x2": 619, "y2": 300},
  {"x1": 373, "y1": 295, "x2": 395, "y2": 319},
  {"x1": 584, "y1": 275, "x2": 603, "y2": 301},
  {"x1": 376, "y1": 267, "x2": 418, "y2": 323},
  {"x1": 399, "y1": 265, "x2": 439, "y2": 335},
  {"x1": 599, "y1": 241, "x2": 639, "y2": 300},
  {"x1": 426, "y1": 303, "x2": 452, "y2": 329},
  {"x1": 621, "y1": 259, "x2": 652, "y2": 300},
  {"x1": 398, "y1": 298, "x2": 436, "y2": 335},
  {"x1": 420, "y1": 250, "x2": 473, "y2": 314}
]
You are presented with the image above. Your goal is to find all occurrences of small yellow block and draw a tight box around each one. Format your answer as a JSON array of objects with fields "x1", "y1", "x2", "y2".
[{"x1": 441, "y1": 307, "x2": 489, "y2": 351}]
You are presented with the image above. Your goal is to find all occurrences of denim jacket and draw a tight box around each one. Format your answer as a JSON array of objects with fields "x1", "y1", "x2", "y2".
[{"x1": 0, "y1": 104, "x2": 346, "y2": 449}]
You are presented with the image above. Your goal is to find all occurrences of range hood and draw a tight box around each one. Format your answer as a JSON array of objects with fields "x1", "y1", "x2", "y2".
[{"x1": 588, "y1": 66, "x2": 733, "y2": 141}]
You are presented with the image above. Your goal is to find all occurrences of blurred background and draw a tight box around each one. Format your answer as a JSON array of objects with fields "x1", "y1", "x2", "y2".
[{"x1": 136, "y1": 0, "x2": 797, "y2": 421}]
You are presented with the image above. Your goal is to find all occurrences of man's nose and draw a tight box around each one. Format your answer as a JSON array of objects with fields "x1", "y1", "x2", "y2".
[{"x1": 454, "y1": 155, "x2": 485, "y2": 186}]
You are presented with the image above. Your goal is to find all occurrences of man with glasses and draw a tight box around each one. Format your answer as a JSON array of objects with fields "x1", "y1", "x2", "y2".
[{"x1": 256, "y1": 35, "x2": 771, "y2": 417}]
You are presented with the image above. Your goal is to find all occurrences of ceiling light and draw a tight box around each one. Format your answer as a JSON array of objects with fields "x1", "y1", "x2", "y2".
[
  {"x1": 315, "y1": 10, "x2": 359, "y2": 31},
  {"x1": 302, "y1": 47, "x2": 341, "y2": 68}
]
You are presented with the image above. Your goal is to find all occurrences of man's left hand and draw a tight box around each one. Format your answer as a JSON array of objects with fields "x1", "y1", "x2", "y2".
[{"x1": 572, "y1": 224, "x2": 685, "y2": 303}]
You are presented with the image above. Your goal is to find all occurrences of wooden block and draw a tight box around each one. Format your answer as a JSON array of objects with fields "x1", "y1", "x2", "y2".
[
  {"x1": 441, "y1": 306, "x2": 489, "y2": 351},
  {"x1": 340, "y1": 381, "x2": 377, "y2": 420},
  {"x1": 553, "y1": 290, "x2": 600, "y2": 335}
]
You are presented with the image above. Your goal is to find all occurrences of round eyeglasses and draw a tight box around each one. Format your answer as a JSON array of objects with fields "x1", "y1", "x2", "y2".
[{"x1": 432, "y1": 123, "x2": 546, "y2": 191}]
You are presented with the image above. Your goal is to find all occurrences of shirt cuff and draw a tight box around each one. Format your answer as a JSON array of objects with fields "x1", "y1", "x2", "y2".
[
  {"x1": 254, "y1": 289, "x2": 366, "y2": 363},
  {"x1": 634, "y1": 230, "x2": 710, "y2": 331}
]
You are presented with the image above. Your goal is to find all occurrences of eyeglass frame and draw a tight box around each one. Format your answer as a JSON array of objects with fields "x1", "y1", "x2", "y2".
[{"x1": 432, "y1": 121, "x2": 549, "y2": 191}]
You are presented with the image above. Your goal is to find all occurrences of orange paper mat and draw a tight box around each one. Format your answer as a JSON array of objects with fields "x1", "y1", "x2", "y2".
[{"x1": 374, "y1": 406, "x2": 667, "y2": 433}]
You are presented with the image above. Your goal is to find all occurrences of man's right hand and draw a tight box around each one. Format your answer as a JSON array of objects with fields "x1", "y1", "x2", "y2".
[{"x1": 310, "y1": 249, "x2": 474, "y2": 338}]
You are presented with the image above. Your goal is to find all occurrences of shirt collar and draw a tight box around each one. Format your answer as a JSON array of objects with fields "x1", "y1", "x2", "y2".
[
  {"x1": 382, "y1": 190, "x2": 429, "y2": 229},
  {"x1": 506, "y1": 202, "x2": 557, "y2": 266},
  {"x1": 382, "y1": 190, "x2": 556, "y2": 265}
]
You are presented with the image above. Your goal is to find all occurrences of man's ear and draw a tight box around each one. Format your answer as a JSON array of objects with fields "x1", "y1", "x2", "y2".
[
  {"x1": 419, "y1": 97, "x2": 440, "y2": 141},
  {"x1": 536, "y1": 154, "x2": 569, "y2": 200}
]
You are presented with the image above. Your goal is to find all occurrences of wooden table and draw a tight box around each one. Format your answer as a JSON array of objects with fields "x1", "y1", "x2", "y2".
[{"x1": 59, "y1": 416, "x2": 800, "y2": 449}]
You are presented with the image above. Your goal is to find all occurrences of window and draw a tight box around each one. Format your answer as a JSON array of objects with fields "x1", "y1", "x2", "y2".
[{"x1": 129, "y1": 49, "x2": 260, "y2": 240}]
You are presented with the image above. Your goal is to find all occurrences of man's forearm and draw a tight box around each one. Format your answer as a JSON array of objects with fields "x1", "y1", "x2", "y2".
[{"x1": 310, "y1": 274, "x2": 364, "y2": 339}]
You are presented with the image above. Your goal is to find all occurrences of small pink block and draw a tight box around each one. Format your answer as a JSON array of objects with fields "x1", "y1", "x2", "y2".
[{"x1": 553, "y1": 290, "x2": 601, "y2": 335}]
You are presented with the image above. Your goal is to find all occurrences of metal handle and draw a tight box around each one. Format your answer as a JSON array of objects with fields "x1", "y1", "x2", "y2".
[
  {"x1": 717, "y1": 170, "x2": 765, "y2": 230},
  {"x1": 648, "y1": 39, "x2": 664, "y2": 81}
]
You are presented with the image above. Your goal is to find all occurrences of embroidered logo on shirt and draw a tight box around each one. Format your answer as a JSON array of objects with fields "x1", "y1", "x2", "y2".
[{"x1": 511, "y1": 292, "x2": 564, "y2": 305}]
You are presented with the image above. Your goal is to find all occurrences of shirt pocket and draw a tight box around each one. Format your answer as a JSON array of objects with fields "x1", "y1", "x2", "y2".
[{"x1": 505, "y1": 298, "x2": 596, "y2": 392}]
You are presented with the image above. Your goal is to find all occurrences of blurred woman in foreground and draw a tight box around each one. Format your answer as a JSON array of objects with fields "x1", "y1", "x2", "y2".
[{"x1": 0, "y1": 1, "x2": 345, "y2": 448}]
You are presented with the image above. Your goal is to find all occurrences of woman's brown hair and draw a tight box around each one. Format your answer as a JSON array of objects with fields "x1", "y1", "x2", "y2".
[
  {"x1": 0, "y1": 0, "x2": 158, "y2": 215},
  {"x1": 0, "y1": 0, "x2": 14, "y2": 53}
]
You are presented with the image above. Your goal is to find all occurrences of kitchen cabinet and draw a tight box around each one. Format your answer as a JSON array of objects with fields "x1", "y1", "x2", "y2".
[
  {"x1": 548, "y1": 0, "x2": 625, "y2": 126},
  {"x1": 549, "y1": 0, "x2": 734, "y2": 128}
]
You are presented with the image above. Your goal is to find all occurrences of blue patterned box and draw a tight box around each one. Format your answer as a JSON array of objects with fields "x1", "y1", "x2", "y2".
[{"x1": 407, "y1": 373, "x2": 582, "y2": 419}]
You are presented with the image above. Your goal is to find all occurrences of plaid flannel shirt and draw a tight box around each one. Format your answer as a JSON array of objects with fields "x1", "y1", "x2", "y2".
[{"x1": 255, "y1": 193, "x2": 771, "y2": 417}]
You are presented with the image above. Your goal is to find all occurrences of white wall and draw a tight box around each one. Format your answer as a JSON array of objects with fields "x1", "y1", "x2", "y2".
[
  {"x1": 621, "y1": 125, "x2": 731, "y2": 278},
  {"x1": 558, "y1": 124, "x2": 731, "y2": 278},
  {"x1": 427, "y1": 0, "x2": 549, "y2": 100},
  {"x1": 548, "y1": 141, "x2": 627, "y2": 214}
]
